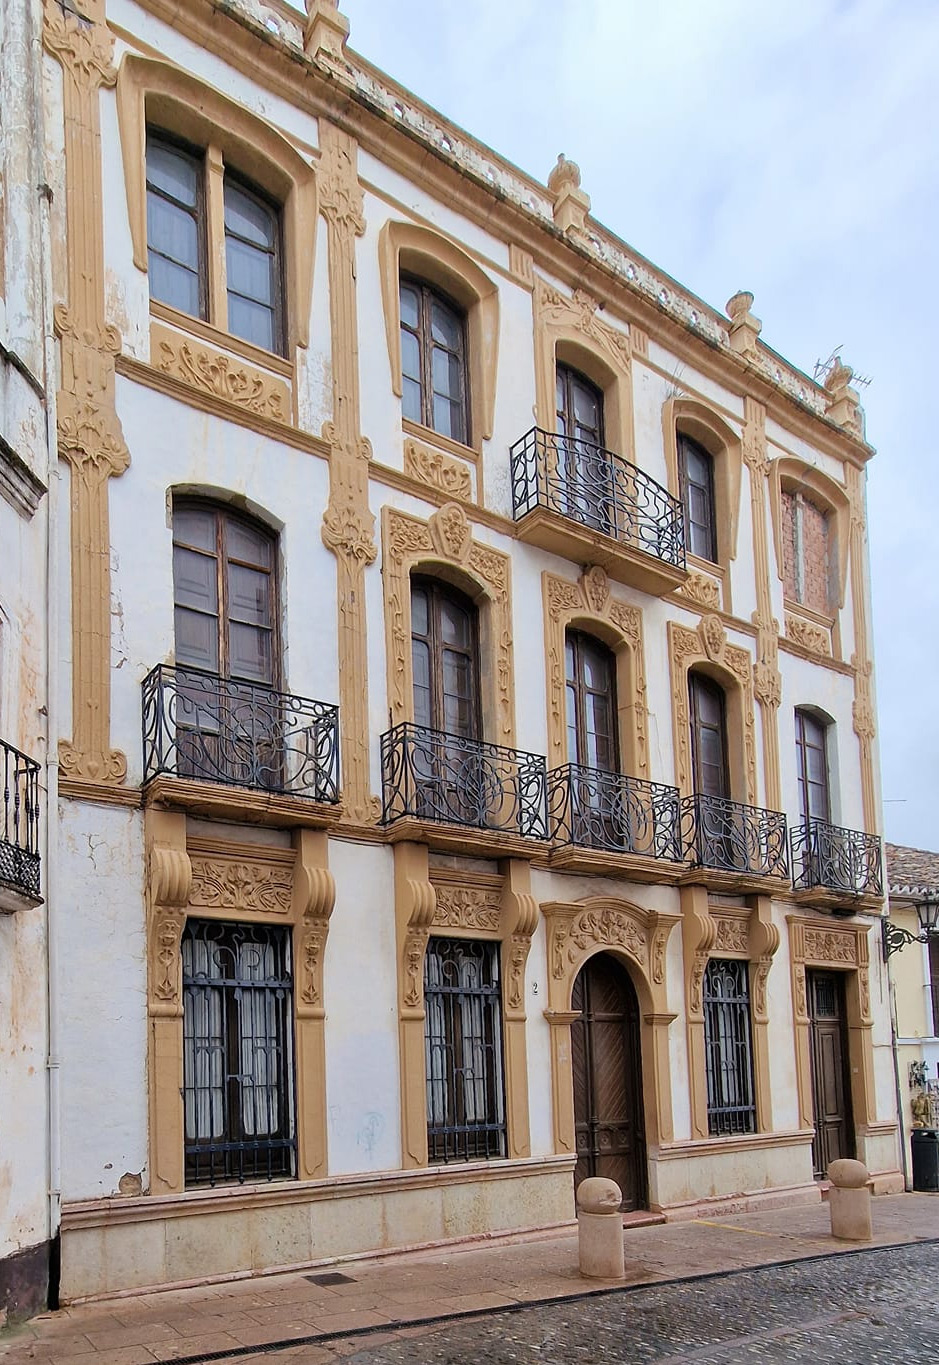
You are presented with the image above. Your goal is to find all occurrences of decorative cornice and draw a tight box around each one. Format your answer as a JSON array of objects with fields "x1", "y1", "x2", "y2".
[{"x1": 152, "y1": 325, "x2": 290, "y2": 423}]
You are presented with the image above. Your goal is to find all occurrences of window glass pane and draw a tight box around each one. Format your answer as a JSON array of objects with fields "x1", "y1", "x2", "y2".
[
  {"x1": 572, "y1": 379, "x2": 600, "y2": 431},
  {"x1": 224, "y1": 182, "x2": 276, "y2": 249},
  {"x1": 229, "y1": 621, "x2": 272, "y2": 683},
  {"x1": 439, "y1": 597, "x2": 471, "y2": 649},
  {"x1": 148, "y1": 193, "x2": 201, "y2": 270},
  {"x1": 402, "y1": 376, "x2": 423, "y2": 424},
  {"x1": 433, "y1": 393, "x2": 464, "y2": 442},
  {"x1": 147, "y1": 140, "x2": 199, "y2": 206},
  {"x1": 432, "y1": 346, "x2": 462, "y2": 401},
  {"x1": 400, "y1": 282, "x2": 420, "y2": 330},
  {"x1": 175, "y1": 605, "x2": 219, "y2": 672},
  {"x1": 226, "y1": 520, "x2": 272, "y2": 570},
  {"x1": 175, "y1": 507, "x2": 216, "y2": 553},
  {"x1": 226, "y1": 235, "x2": 275, "y2": 307},
  {"x1": 431, "y1": 299, "x2": 462, "y2": 350},
  {"x1": 400, "y1": 329, "x2": 422, "y2": 385},
  {"x1": 227, "y1": 563, "x2": 271, "y2": 628},
  {"x1": 411, "y1": 584, "x2": 429, "y2": 638},
  {"x1": 148, "y1": 250, "x2": 201, "y2": 316},
  {"x1": 412, "y1": 641, "x2": 432, "y2": 728},
  {"x1": 443, "y1": 651, "x2": 473, "y2": 704},
  {"x1": 174, "y1": 545, "x2": 218, "y2": 614},
  {"x1": 228, "y1": 293, "x2": 275, "y2": 352}
]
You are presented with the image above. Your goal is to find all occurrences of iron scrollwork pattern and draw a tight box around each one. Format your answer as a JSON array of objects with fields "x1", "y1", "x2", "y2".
[
  {"x1": 510, "y1": 426, "x2": 685, "y2": 570},
  {"x1": 0, "y1": 738, "x2": 41, "y2": 899},
  {"x1": 791, "y1": 818, "x2": 883, "y2": 897},
  {"x1": 547, "y1": 762, "x2": 682, "y2": 861},
  {"x1": 381, "y1": 722, "x2": 548, "y2": 839},
  {"x1": 681, "y1": 793, "x2": 789, "y2": 879},
  {"x1": 142, "y1": 664, "x2": 340, "y2": 803}
]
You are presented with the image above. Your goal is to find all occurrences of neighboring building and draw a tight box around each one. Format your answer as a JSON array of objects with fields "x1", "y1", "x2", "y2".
[
  {"x1": 6, "y1": 0, "x2": 901, "y2": 1308},
  {"x1": 0, "y1": 0, "x2": 54, "y2": 1321},
  {"x1": 883, "y1": 843, "x2": 939, "y2": 1168}
]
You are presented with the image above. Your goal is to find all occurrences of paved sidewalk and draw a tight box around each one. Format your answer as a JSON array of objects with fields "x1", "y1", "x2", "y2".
[{"x1": 1, "y1": 1194, "x2": 936, "y2": 1364}]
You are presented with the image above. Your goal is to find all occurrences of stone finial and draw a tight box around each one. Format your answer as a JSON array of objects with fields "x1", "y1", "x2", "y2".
[
  {"x1": 548, "y1": 154, "x2": 590, "y2": 236},
  {"x1": 304, "y1": 0, "x2": 351, "y2": 71},
  {"x1": 725, "y1": 290, "x2": 762, "y2": 357},
  {"x1": 824, "y1": 357, "x2": 865, "y2": 439}
]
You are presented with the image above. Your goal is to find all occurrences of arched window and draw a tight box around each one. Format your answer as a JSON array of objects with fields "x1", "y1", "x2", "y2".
[
  {"x1": 410, "y1": 576, "x2": 480, "y2": 738},
  {"x1": 399, "y1": 279, "x2": 469, "y2": 444},
  {"x1": 688, "y1": 672, "x2": 729, "y2": 799},
  {"x1": 565, "y1": 629, "x2": 618, "y2": 772},
  {"x1": 678, "y1": 433, "x2": 717, "y2": 563},
  {"x1": 795, "y1": 708, "x2": 831, "y2": 823}
]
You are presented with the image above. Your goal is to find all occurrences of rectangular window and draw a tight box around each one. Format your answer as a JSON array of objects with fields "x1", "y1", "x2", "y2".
[
  {"x1": 424, "y1": 937, "x2": 506, "y2": 1163},
  {"x1": 782, "y1": 489, "x2": 832, "y2": 615},
  {"x1": 703, "y1": 957, "x2": 756, "y2": 1136},
  {"x1": 182, "y1": 918, "x2": 297, "y2": 1187},
  {"x1": 678, "y1": 434, "x2": 717, "y2": 563}
]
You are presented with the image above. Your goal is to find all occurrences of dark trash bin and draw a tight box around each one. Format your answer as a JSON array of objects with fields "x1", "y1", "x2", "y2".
[{"x1": 911, "y1": 1128, "x2": 939, "y2": 1192}]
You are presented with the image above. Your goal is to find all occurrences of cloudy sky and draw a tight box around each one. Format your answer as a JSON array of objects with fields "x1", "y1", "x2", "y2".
[{"x1": 338, "y1": 0, "x2": 937, "y2": 849}]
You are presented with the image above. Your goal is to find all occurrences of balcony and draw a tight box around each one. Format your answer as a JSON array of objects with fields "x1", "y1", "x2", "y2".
[
  {"x1": 681, "y1": 793, "x2": 789, "y2": 888},
  {"x1": 510, "y1": 427, "x2": 686, "y2": 594},
  {"x1": 381, "y1": 722, "x2": 548, "y2": 853},
  {"x1": 0, "y1": 739, "x2": 41, "y2": 910},
  {"x1": 548, "y1": 763, "x2": 683, "y2": 879},
  {"x1": 141, "y1": 665, "x2": 340, "y2": 825},
  {"x1": 791, "y1": 818, "x2": 883, "y2": 910}
]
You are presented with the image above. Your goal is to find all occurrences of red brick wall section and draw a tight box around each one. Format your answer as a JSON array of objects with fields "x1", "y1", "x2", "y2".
[
  {"x1": 801, "y1": 495, "x2": 831, "y2": 615},
  {"x1": 781, "y1": 490, "x2": 798, "y2": 599}
]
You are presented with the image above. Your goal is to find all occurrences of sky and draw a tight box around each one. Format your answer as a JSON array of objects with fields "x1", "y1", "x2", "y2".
[{"x1": 336, "y1": 0, "x2": 937, "y2": 850}]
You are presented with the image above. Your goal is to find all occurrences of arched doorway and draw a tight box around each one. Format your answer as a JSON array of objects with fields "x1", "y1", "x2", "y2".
[{"x1": 571, "y1": 952, "x2": 647, "y2": 1210}]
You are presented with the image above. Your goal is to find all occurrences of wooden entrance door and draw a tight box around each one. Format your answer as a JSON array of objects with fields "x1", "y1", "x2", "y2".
[
  {"x1": 807, "y1": 969, "x2": 855, "y2": 1178},
  {"x1": 571, "y1": 953, "x2": 646, "y2": 1210}
]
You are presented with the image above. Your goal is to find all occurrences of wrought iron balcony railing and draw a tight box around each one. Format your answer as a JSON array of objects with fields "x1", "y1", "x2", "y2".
[
  {"x1": 681, "y1": 793, "x2": 789, "y2": 880},
  {"x1": 142, "y1": 665, "x2": 340, "y2": 803},
  {"x1": 510, "y1": 427, "x2": 685, "y2": 570},
  {"x1": 381, "y1": 722, "x2": 548, "y2": 839},
  {"x1": 548, "y1": 763, "x2": 682, "y2": 862},
  {"x1": 0, "y1": 739, "x2": 41, "y2": 900},
  {"x1": 790, "y1": 818, "x2": 883, "y2": 899}
]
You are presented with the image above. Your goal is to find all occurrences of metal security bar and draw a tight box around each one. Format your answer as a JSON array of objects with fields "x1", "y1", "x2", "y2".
[
  {"x1": 0, "y1": 739, "x2": 41, "y2": 900},
  {"x1": 424, "y1": 937, "x2": 507, "y2": 1163},
  {"x1": 182, "y1": 919, "x2": 297, "y2": 1187},
  {"x1": 381, "y1": 723, "x2": 548, "y2": 839},
  {"x1": 510, "y1": 427, "x2": 685, "y2": 570},
  {"x1": 703, "y1": 958, "x2": 757, "y2": 1136},
  {"x1": 142, "y1": 664, "x2": 339, "y2": 803},
  {"x1": 790, "y1": 818, "x2": 883, "y2": 897},
  {"x1": 681, "y1": 793, "x2": 789, "y2": 879},
  {"x1": 548, "y1": 763, "x2": 682, "y2": 861}
]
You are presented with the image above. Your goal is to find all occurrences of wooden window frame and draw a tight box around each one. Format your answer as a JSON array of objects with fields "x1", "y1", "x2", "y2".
[
  {"x1": 556, "y1": 363, "x2": 605, "y2": 447},
  {"x1": 565, "y1": 628, "x2": 619, "y2": 773},
  {"x1": 688, "y1": 671, "x2": 730, "y2": 799},
  {"x1": 400, "y1": 276, "x2": 470, "y2": 446},
  {"x1": 795, "y1": 708, "x2": 831, "y2": 824},
  {"x1": 410, "y1": 575, "x2": 482, "y2": 740},
  {"x1": 678, "y1": 432, "x2": 718, "y2": 564}
]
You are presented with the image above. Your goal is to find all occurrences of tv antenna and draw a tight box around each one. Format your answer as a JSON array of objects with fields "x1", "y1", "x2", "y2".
[{"x1": 813, "y1": 346, "x2": 871, "y2": 389}]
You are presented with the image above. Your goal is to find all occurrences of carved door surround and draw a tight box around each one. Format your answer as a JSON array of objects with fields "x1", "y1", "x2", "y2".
[
  {"x1": 668, "y1": 616, "x2": 758, "y2": 805},
  {"x1": 787, "y1": 915, "x2": 877, "y2": 1148},
  {"x1": 541, "y1": 896, "x2": 680, "y2": 1161},
  {"x1": 146, "y1": 810, "x2": 335, "y2": 1194},
  {"x1": 680, "y1": 886, "x2": 780, "y2": 1139},
  {"x1": 542, "y1": 567, "x2": 648, "y2": 778},
  {"x1": 392, "y1": 842, "x2": 538, "y2": 1169},
  {"x1": 382, "y1": 503, "x2": 514, "y2": 746}
]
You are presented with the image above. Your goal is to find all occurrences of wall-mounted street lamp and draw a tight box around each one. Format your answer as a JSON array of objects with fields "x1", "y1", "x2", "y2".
[{"x1": 882, "y1": 898, "x2": 939, "y2": 960}]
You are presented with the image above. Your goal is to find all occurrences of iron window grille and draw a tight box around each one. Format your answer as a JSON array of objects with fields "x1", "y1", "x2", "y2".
[
  {"x1": 182, "y1": 919, "x2": 297, "y2": 1187},
  {"x1": 681, "y1": 793, "x2": 790, "y2": 879},
  {"x1": 380, "y1": 722, "x2": 548, "y2": 839},
  {"x1": 0, "y1": 739, "x2": 41, "y2": 900},
  {"x1": 548, "y1": 763, "x2": 682, "y2": 862},
  {"x1": 790, "y1": 819, "x2": 883, "y2": 898},
  {"x1": 424, "y1": 937, "x2": 507, "y2": 1163},
  {"x1": 142, "y1": 664, "x2": 340, "y2": 803},
  {"x1": 510, "y1": 427, "x2": 685, "y2": 570},
  {"x1": 703, "y1": 958, "x2": 757, "y2": 1136}
]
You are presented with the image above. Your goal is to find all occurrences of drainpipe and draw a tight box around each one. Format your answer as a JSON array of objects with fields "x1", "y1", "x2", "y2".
[{"x1": 888, "y1": 971, "x2": 911, "y2": 1191}]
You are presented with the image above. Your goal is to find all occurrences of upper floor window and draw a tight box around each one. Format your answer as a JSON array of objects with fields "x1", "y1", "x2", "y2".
[
  {"x1": 146, "y1": 131, "x2": 284, "y2": 355},
  {"x1": 556, "y1": 364, "x2": 603, "y2": 447},
  {"x1": 689, "y1": 671, "x2": 729, "y2": 799},
  {"x1": 400, "y1": 278, "x2": 468, "y2": 444},
  {"x1": 782, "y1": 489, "x2": 831, "y2": 615},
  {"x1": 795, "y1": 709, "x2": 830, "y2": 823},
  {"x1": 410, "y1": 577, "x2": 480, "y2": 738},
  {"x1": 678, "y1": 433, "x2": 717, "y2": 563},
  {"x1": 566, "y1": 630, "x2": 618, "y2": 772},
  {"x1": 703, "y1": 957, "x2": 756, "y2": 1136}
]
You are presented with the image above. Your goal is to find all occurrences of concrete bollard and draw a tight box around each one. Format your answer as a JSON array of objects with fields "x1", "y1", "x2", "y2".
[
  {"x1": 577, "y1": 1176, "x2": 625, "y2": 1279},
  {"x1": 827, "y1": 1158, "x2": 872, "y2": 1242}
]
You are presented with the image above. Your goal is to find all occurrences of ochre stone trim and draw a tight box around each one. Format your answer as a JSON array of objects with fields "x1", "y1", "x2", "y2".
[
  {"x1": 533, "y1": 276, "x2": 635, "y2": 461},
  {"x1": 787, "y1": 914, "x2": 876, "y2": 1140},
  {"x1": 145, "y1": 812, "x2": 335, "y2": 1194},
  {"x1": 845, "y1": 464, "x2": 878, "y2": 835},
  {"x1": 541, "y1": 896, "x2": 681, "y2": 1158},
  {"x1": 379, "y1": 219, "x2": 499, "y2": 446},
  {"x1": 742, "y1": 399, "x2": 782, "y2": 810},
  {"x1": 663, "y1": 396, "x2": 743, "y2": 584},
  {"x1": 668, "y1": 617, "x2": 758, "y2": 804},
  {"x1": 676, "y1": 569, "x2": 723, "y2": 611},
  {"x1": 785, "y1": 611, "x2": 832, "y2": 658},
  {"x1": 44, "y1": 0, "x2": 130, "y2": 787},
  {"x1": 403, "y1": 435, "x2": 473, "y2": 502},
  {"x1": 115, "y1": 53, "x2": 317, "y2": 351},
  {"x1": 150, "y1": 321, "x2": 291, "y2": 424},
  {"x1": 542, "y1": 566, "x2": 648, "y2": 777},
  {"x1": 680, "y1": 887, "x2": 780, "y2": 1139},
  {"x1": 393, "y1": 846, "x2": 536, "y2": 1169},
  {"x1": 382, "y1": 503, "x2": 515, "y2": 745}
]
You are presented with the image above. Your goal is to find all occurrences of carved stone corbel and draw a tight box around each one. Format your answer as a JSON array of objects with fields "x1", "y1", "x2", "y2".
[
  {"x1": 291, "y1": 828, "x2": 336, "y2": 1180},
  {"x1": 393, "y1": 843, "x2": 437, "y2": 1168}
]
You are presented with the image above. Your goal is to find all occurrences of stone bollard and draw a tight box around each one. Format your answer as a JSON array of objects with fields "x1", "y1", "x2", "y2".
[
  {"x1": 577, "y1": 1177, "x2": 625, "y2": 1279},
  {"x1": 827, "y1": 1158, "x2": 872, "y2": 1242}
]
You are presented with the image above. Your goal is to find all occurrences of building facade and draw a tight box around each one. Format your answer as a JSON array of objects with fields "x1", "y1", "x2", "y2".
[{"x1": 6, "y1": 0, "x2": 903, "y2": 1309}]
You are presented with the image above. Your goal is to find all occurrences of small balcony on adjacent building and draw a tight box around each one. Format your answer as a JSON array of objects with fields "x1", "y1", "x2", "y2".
[
  {"x1": 141, "y1": 664, "x2": 341, "y2": 825},
  {"x1": 0, "y1": 739, "x2": 41, "y2": 911},
  {"x1": 510, "y1": 427, "x2": 687, "y2": 595},
  {"x1": 380, "y1": 722, "x2": 548, "y2": 854},
  {"x1": 547, "y1": 763, "x2": 684, "y2": 879},
  {"x1": 790, "y1": 818, "x2": 883, "y2": 911},
  {"x1": 680, "y1": 793, "x2": 790, "y2": 889}
]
